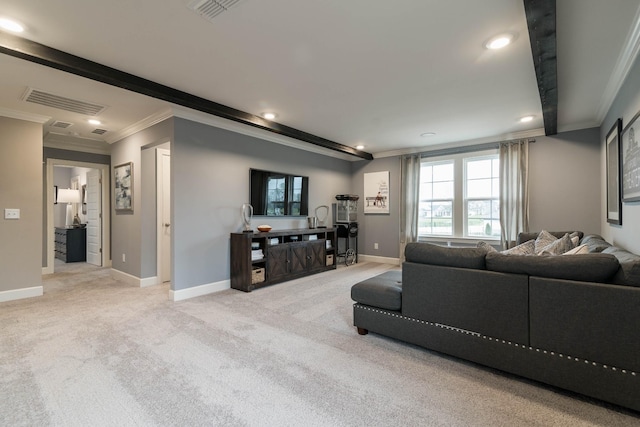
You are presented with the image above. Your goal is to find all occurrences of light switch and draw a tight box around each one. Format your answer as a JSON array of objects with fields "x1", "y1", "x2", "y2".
[{"x1": 4, "y1": 208, "x2": 20, "y2": 219}]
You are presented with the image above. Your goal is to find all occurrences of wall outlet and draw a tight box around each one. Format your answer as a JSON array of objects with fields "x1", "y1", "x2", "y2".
[
  {"x1": 374, "y1": 242, "x2": 379, "y2": 250},
  {"x1": 122, "y1": 253, "x2": 126, "y2": 262},
  {"x1": 4, "y1": 208, "x2": 20, "y2": 219}
]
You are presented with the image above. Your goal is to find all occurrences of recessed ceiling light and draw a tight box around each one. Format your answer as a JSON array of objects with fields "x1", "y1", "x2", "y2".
[
  {"x1": 485, "y1": 33, "x2": 516, "y2": 50},
  {"x1": 356, "y1": 145, "x2": 365, "y2": 150},
  {"x1": 519, "y1": 115, "x2": 534, "y2": 123},
  {"x1": 420, "y1": 132, "x2": 436, "y2": 137},
  {"x1": 261, "y1": 112, "x2": 277, "y2": 120},
  {"x1": 88, "y1": 119, "x2": 102, "y2": 126},
  {"x1": 0, "y1": 18, "x2": 24, "y2": 33}
]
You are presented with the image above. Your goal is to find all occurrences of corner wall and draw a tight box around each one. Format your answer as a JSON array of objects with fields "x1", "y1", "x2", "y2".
[{"x1": 0, "y1": 117, "x2": 43, "y2": 300}]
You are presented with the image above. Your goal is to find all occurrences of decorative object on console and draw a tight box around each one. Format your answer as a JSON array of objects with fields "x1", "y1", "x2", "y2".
[
  {"x1": 241, "y1": 203, "x2": 253, "y2": 232},
  {"x1": 56, "y1": 188, "x2": 81, "y2": 228},
  {"x1": 621, "y1": 110, "x2": 640, "y2": 202},
  {"x1": 257, "y1": 225, "x2": 272, "y2": 232},
  {"x1": 315, "y1": 205, "x2": 329, "y2": 228},
  {"x1": 307, "y1": 216, "x2": 317, "y2": 229},
  {"x1": 606, "y1": 118, "x2": 622, "y2": 224}
]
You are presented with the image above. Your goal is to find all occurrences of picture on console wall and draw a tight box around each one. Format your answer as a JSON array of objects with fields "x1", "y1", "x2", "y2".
[
  {"x1": 364, "y1": 170, "x2": 390, "y2": 214},
  {"x1": 606, "y1": 118, "x2": 622, "y2": 224},
  {"x1": 622, "y1": 111, "x2": 640, "y2": 202}
]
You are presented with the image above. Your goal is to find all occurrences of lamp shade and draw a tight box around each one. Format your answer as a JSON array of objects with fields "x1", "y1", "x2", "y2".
[{"x1": 57, "y1": 188, "x2": 81, "y2": 204}]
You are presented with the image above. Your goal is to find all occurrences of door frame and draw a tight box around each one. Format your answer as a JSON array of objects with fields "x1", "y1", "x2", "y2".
[
  {"x1": 156, "y1": 148, "x2": 171, "y2": 283},
  {"x1": 44, "y1": 159, "x2": 111, "y2": 274}
]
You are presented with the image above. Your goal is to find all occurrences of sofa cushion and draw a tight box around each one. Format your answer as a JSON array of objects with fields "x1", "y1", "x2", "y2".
[
  {"x1": 485, "y1": 251, "x2": 620, "y2": 283},
  {"x1": 405, "y1": 243, "x2": 486, "y2": 269},
  {"x1": 602, "y1": 247, "x2": 640, "y2": 287},
  {"x1": 351, "y1": 270, "x2": 402, "y2": 310},
  {"x1": 502, "y1": 239, "x2": 535, "y2": 255},
  {"x1": 537, "y1": 233, "x2": 575, "y2": 255}
]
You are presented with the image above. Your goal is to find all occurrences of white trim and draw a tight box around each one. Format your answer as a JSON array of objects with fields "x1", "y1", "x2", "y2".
[
  {"x1": 106, "y1": 108, "x2": 173, "y2": 144},
  {"x1": 0, "y1": 107, "x2": 50, "y2": 123},
  {"x1": 42, "y1": 266, "x2": 54, "y2": 275},
  {"x1": 110, "y1": 268, "x2": 142, "y2": 286},
  {"x1": 44, "y1": 133, "x2": 111, "y2": 155},
  {"x1": 0, "y1": 286, "x2": 43, "y2": 303},
  {"x1": 596, "y1": 4, "x2": 640, "y2": 123},
  {"x1": 357, "y1": 255, "x2": 400, "y2": 266},
  {"x1": 140, "y1": 276, "x2": 160, "y2": 288},
  {"x1": 170, "y1": 280, "x2": 230, "y2": 302},
  {"x1": 156, "y1": 148, "x2": 171, "y2": 286}
]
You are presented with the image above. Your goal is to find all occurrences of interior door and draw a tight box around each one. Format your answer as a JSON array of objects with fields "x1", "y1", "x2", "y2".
[
  {"x1": 157, "y1": 148, "x2": 171, "y2": 283},
  {"x1": 86, "y1": 169, "x2": 102, "y2": 266}
]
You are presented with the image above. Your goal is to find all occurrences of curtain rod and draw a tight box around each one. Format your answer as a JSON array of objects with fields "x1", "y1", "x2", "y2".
[{"x1": 416, "y1": 138, "x2": 536, "y2": 159}]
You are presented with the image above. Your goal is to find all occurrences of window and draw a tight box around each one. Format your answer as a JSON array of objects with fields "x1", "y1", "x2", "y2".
[{"x1": 418, "y1": 151, "x2": 500, "y2": 240}]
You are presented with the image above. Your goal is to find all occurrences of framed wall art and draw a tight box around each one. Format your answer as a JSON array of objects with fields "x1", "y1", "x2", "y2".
[
  {"x1": 606, "y1": 119, "x2": 622, "y2": 224},
  {"x1": 364, "y1": 170, "x2": 390, "y2": 214},
  {"x1": 621, "y1": 111, "x2": 640, "y2": 202},
  {"x1": 114, "y1": 162, "x2": 133, "y2": 212}
]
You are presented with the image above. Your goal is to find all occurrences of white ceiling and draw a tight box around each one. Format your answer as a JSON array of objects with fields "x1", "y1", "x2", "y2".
[{"x1": 1, "y1": 0, "x2": 639, "y2": 158}]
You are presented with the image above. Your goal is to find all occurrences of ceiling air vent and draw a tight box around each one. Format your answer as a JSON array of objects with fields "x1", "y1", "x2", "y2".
[
  {"x1": 187, "y1": 0, "x2": 243, "y2": 21},
  {"x1": 21, "y1": 88, "x2": 107, "y2": 116},
  {"x1": 91, "y1": 128, "x2": 108, "y2": 135},
  {"x1": 51, "y1": 120, "x2": 73, "y2": 129}
]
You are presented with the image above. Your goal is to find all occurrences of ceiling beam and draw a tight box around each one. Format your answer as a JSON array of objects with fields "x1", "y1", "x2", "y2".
[
  {"x1": 0, "y1": 32, "x2": 373, "y2": 160},
  {"x1": 523, "y1": 0, "x2": 558, "y2": 135}
]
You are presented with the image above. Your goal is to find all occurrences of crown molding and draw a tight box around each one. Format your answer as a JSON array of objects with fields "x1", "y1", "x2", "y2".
[
  {"x1": 105, "y1": 108, "x2": 174, "y2": 144},
  {"x1": 44, "y1": 132, "x2": 111, "y2": 155},
  {"x1": 0, "y1": 107, "x2": 50, "y2": 124},
  {"x1": 596, "y1": 5, "x2": 640, "y2": 122}
]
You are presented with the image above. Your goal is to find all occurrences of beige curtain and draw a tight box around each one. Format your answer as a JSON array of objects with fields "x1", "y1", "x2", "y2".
[
  {"x1": 400, "y1": 154, "x2": 421, "y2": 261},
  {"x1": 500, "y1": 140, "x2": 529, "y2": 249}
]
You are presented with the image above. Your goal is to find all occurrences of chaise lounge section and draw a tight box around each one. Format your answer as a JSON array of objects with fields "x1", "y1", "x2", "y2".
[{"x1": 351, "y1": 232, "x2": 640, "y2": 412}]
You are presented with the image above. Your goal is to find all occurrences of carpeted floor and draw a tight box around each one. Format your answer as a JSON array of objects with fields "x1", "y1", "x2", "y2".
[{"x1": 1, "y1": 261, "x2": 639, "y2": 426}]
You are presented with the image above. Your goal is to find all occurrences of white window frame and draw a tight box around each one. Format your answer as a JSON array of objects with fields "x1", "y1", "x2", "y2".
[
  {"x1": 463, "y1": 154, "x2": 500, "y2": 239},
  {"x1": 418, "y1": 149, "x2": 499, "y2": 243}
]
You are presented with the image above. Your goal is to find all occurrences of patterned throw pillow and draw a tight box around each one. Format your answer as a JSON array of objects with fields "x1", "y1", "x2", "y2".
[
  {"x1": 477, "y1": 241, "x2": 498, "y2": 254},
  {"x1": 534, "y1": 230, "x2": 559, "y2": 253},
  {"x1": 538, "y1": 233, "x2": 575, "y2": 255},
  {"x1": 501, "y1": 239, "x2": 535, "y2": 255}
]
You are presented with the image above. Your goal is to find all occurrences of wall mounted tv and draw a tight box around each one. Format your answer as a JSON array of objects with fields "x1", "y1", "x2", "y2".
[{"x1": 250, "y1": 169, "x2": 309, "y2": 216}]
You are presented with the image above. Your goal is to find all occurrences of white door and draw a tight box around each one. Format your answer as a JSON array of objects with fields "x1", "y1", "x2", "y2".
[
  {"x1": 157, "y1": 149, "x2": 171, "y2": 283},
  {"x1": 86, "y1": 169, "x2": 102, "y2": 266}
]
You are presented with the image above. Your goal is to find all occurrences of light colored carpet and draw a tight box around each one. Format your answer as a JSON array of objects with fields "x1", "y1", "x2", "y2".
[{"x1": 1, "y1": 261, "x2": 638, "y2": 426}]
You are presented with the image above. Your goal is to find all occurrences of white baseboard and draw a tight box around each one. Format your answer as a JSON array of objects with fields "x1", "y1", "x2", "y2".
[
  {"x1": 170, "y1": 280, "x2": 230, "y2": 302},
  {"x1": 358, "y1": 254, "x2": 401, "y2": 265},
  {"x1": 42, "y1": 266, "x2": 54, "y2": 275},
  {"x1": 110, "y1": 269, "x2": 143, "y2": 287},
  {"x1": 0, "y1": 285, "x2": 43, "y2": 303},
  {"x1": 140, "y1": 276, "x2": 159, "y2": 288}
]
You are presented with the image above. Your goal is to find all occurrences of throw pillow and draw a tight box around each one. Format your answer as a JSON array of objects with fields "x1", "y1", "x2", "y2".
[
  {"x1": 501, "y1": 239, "x2": 535, "y2": 255},
  {"x1": 534, "y1": 230, "x2": 558, "y2": 253},
  {"x1": 538, "y1": 233, "x2": 575, "y2": 255},
  {"x1": 562, "y1": 244, "x2": 589, "y2": 255},
  {"x1": 477, "y1": 241, "x2": 498, "y2": 254}
]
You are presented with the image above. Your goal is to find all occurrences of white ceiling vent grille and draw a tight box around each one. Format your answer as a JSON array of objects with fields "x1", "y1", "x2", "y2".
[
  {"x1": 21, "y1": 88, "x2": 107, "y2": 116},
  {"x1": 91, "y1": 128, "x2": 108, "y2": 135},
  {"x1": 51, "y1": 120, "x2": 73, "y2": 129},
  {"x1": 187, "y1": 0, "x2": 243, "y2": 21}
]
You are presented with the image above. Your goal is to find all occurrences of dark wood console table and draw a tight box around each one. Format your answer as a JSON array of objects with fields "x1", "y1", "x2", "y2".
[{"x1": 230, "y1": 228, "x2": 337, "y2": 292}]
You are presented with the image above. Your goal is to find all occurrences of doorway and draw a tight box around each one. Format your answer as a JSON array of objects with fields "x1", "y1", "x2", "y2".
[
  {"x1": 45, "y1": 159, "x2": 110, "y2": 274},
  {"x1": 156, "y1": 148, "x2": 171, "y2": 283}
]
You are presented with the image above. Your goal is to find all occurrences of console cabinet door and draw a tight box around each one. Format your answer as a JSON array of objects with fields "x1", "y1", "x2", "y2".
[
  {"x1": 307, "y1": 240, "x2": 326, "y2": 271},
  {"x1": 289, "y1": 243, "x2": 308, "y2": 275},
  {"x1": 267, "y1": 245, "x2": 289, "y2": 281}
]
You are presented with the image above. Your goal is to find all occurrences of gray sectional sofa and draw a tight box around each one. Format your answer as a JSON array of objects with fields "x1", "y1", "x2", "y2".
[{"x1": 351, "y1": 232, "x2": 640, "y2": 412}]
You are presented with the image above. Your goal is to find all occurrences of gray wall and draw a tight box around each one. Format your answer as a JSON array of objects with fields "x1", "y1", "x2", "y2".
[
  {"x1": 528, "y1": 128, "x2": 601, "y2": 234},
  {"x1": 601, "y1": 53, "x2": 640, "y2": 254},
  {"x1": 351, "y1": 156, "x2": 401, "y2": 259},
  {"x1": 110, "y1": 118, "x2": 174, "y2": 277},
  {"x1": 0, "y1": 117, "x2": 42, "y2": 293},
  {"x1": 171, "y1": 118, "x2": 352, "y2": 290},
  {"x1": 352, "y1": 129, "x2": 602, "y2": 259}
]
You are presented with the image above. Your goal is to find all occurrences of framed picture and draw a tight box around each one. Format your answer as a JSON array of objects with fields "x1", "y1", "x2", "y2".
[
  {"x1": 114, "y1": 162, "x2": 133, "y2": 212},
  {"x1": 621, "y1": 111, "x2": 640, "y2": 202},
  {"x1": 54, "y1": 185, "x2": 58, "y2": 204},
  {"x1": 606, "y1": 119, "x2": 622, "y2": 224},
  {"x1": 81, "y1": 184, "x2": 87, "y2": 215},
  {"x1": 364, "y1": 171, "x2": 390, "y2": 214}
]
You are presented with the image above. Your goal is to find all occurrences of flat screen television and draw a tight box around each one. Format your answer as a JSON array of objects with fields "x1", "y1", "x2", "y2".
[{"x1": 250, "y1": 168, "x2": 309, "y2": 216}]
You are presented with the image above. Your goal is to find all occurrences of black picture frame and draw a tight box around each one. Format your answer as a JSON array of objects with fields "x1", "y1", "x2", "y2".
[
  {"x1": 621, "y1": 111, "x2": 640, "y2": 202},
  {"x1": 54, "y1": 185, "x2": 58, "y2": 204},
  {"x1": 606, "y1": 119, "x2": 622, "y2": 224}
]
